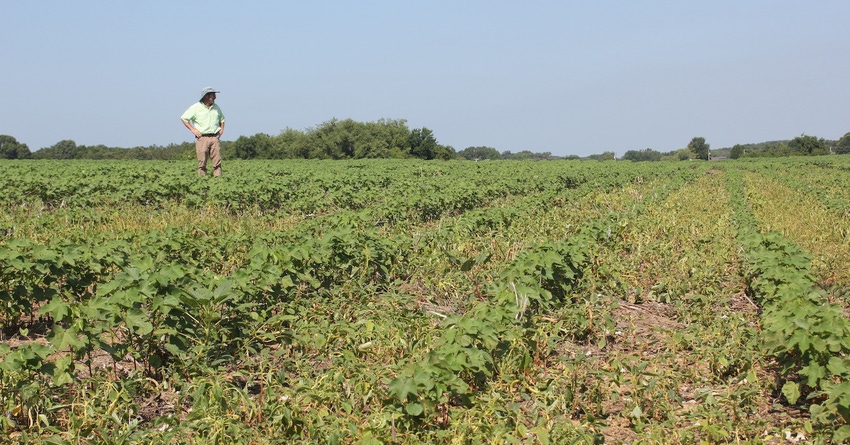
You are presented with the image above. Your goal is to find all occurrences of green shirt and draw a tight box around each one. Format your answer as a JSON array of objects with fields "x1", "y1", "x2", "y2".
[{"x1": 181, "y1": 102, "x2": 225, "y2": 134}]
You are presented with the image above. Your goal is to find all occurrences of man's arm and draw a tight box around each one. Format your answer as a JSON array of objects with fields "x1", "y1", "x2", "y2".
[
  {"x1": 182, "y1": 118, "x2": 201, "y2": 138},
  {"x1": 218, "y1": 121, "x2": 225, "y2": 137}
]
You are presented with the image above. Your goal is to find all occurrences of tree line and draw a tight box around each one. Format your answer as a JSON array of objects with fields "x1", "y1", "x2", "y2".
[
  {"x1": 726, "y1": 134, "x2": 848, "y2": 158},
  {"x1": 2, "y1": 119, "x2": 459, "y2": 162},
  {"x1": 3, "y1": 119, "x2": 849, "y2": 162},
  {"x1": 620, "y1": 134, "x2": 850, "y2": 161}
]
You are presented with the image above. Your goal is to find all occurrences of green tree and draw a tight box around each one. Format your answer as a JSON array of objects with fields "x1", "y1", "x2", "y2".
[
  {"x1": 688, "y1": 137, "x2": 710, "y2": 160},
  {"x1": 788, "y1": 134, "x2": 828, "y2": 156},
  {"x1": 32, "y1": 139, "x2": 78, "y2": 159},
  {"x1": 352, "y1": 119, "x2": 411, "y2": 158},
  {"x1": 506, "y1": 150, "x2": 557, "y2": 161},
  {"x1": 585, "y1": 151, "x2": 616, "y2": 161},
  {"x1": 233, "y1": 133, "x2": 274, "y2": 159},
  {"x1": 835, "y1": 132, "x2": 850, "y2": 155},
  {"x1": 728, "y1": 145, "x2": 741, "y2": 159},
  {"x1": 161, "y1": 142, "x2": 196, "y2": 160},
  {"x1": 622, "y1": 148, "x2": 662, "y2": 162},
  {"x1": 54, "y1": 140, "x2": 78, "y2": 159},
  {"x1": 458, "y1": 146, "x2": 500, "y2": 161},
  {"x1": 75, "y1": 144, "x2": 116, "y2": 159},
  {"x1": 275, "y1": 128, "x2": 311, "y2": 159},
  {"x1": 0, "y1": 135, "x2": 31, "y2": 159},
  {"x1": 300, "y1": 118, "x2": 417, "y2": 159},
  {"x1": 408, "y1": 127, "x2": 454, "y2": 160},
  {"x1": 307, "y1": 118, "x2": 355, "y2": 159},
  {"x1": 510, "y1": 150, "x2": 537, "y2": 160}
]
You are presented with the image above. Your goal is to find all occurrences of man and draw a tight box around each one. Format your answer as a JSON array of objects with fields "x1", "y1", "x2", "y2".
[{"x1": 181, "y1": 87, "x2": 226, "y2": 176}]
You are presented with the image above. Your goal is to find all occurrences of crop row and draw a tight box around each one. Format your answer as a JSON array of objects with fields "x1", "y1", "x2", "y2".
[
  {"x1": 726, "y1": 167, "x2": 850, "y2": 442},
  {"x1": 736, "y1": 157, "x2": 850, "y2": 215}
]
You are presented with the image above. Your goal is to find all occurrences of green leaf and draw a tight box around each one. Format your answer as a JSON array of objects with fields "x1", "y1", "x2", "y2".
[
  {"x1": 96, "y1": 279, "x2": 123, "y2": 297},
  {"x1": 279, "y1": 275, "x2": 295, "y2": 289},
  {"x1": 52, "y1": 355, "x2": 74, "y2": 386},
  {"x1": 31, "y1": 246, "x2": 59, "y2": 262},
  {"x1": 155, "y1": 264, "x2": 186, "y2": 284},
  {"x1": 460, "y1": 258, "x2": 475, "y2": 272},
  {"x1": 388, "y1": 377, "x2": 417, "y2": 403},
  {"x1": 51, "y1": 325, "x2": 85, "y2": 351},
  {"x1": 413, "y1": 369, "x2": 436, "y2": 391},
  {"x1": 404, "y1": 402, "x2": 424, "y2": 416},
  {"x1": 834, "y1": 425, "x2": 850, "y2": 443},
  {"x1": 213, "y1": 280, "x2": 234, "y2": 300},
  {"x1": 39, "y1": 296, "x2": 70, "y2": 321},
  {"x1": 125, "y1": 307, "x2": 154, "y2": 335},
  {"x1": 531, "y1": 427, "x2": 550, "y2": 445},
  {"x1": 800, "y1": 362, "x2": 826, "y2": 387},
  {"x1": 782, "y1": 381, "x2": 800, "y2": 405},
  {"x1": 827, "y1": 356, "x2": 850, "y2": 376}
]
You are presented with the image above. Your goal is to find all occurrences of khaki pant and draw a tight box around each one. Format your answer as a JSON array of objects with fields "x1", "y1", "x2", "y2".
[{"x1": 196, "y1": 135, "x2": 222, "y2": 176}]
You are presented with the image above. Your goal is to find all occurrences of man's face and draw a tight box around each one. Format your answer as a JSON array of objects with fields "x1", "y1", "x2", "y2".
[{"x1": 204, "y1": 93, "x2": 216, "y2": 105}]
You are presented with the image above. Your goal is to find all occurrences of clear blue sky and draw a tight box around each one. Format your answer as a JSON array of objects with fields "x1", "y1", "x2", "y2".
[{"x1": 2, "y1": 1, "x2": 848, "y2": 157}]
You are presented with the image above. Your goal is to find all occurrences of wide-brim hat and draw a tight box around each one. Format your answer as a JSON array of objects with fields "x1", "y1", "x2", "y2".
[{"x1": 200, "y1": 87, "x2": 220, "y2": 99}]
